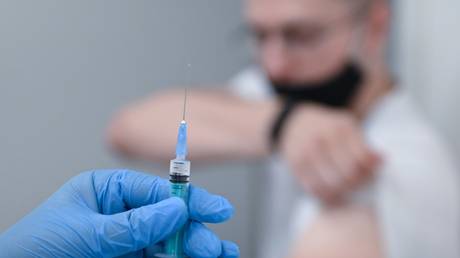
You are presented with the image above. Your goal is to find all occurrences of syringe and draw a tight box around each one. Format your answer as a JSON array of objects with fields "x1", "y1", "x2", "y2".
[{"x1": 163, "y1": 90, "x2": 190, "y2": 258}]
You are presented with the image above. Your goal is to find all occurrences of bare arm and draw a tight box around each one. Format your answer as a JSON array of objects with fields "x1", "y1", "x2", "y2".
[
  {"x1": 108, "y1": 87, "x2": 379, "y2": 202},
  {"x1": 289, "y1": 205, "x2": 383, "y2": 258},
  {"x1": 107, "y1": 88, "x2": 279, "y2": 163}
]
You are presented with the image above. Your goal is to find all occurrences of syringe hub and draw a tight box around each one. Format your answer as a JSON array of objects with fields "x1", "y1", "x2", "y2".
[{"x1": 175, "y1": 120, "x2": 188, "y2": 159}]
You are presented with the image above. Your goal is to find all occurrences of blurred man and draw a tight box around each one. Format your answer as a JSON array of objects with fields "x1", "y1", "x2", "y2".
[{"x1": 108, "y1": 0, "x2": 460, "y2": 257}]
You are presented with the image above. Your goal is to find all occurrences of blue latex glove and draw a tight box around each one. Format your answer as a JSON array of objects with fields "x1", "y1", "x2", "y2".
[{"x1": 0, "y1": 170, "x2": 240, "y2": 258}]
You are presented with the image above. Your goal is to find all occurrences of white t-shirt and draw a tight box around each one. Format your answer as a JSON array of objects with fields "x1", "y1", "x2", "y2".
[{"x1": 230, "y1": 67, "x2": 460, "y2": 258}]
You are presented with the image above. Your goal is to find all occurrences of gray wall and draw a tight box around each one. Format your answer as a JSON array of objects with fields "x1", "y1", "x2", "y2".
[
  {"x1": 395, "y1": 0, "x2": 460, "y2": 156},
  {"x1": 0, "y1": 1, "x2": 255, "y2": 256}
]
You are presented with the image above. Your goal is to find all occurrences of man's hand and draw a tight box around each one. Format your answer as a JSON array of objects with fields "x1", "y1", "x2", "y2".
[
  {"x1": 0, "y1": 170, "x2": 239, "y2": 258},
  {"x1": 280, "y1": 105, "x2": 381, "y2": 203}
]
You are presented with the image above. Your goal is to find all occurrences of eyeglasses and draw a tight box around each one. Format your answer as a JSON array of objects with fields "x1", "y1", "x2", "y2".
[{"x1": 244, "y1": 6, "x2": 370, "y2": 57}]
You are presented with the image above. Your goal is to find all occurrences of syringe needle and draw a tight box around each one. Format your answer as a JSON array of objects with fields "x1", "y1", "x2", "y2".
[{"x1": 182, "y1": 88, "x2": 188, "y2": 121}]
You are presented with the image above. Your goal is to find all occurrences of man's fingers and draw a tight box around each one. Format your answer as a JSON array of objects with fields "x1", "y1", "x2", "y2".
[
  {"x1": 327, "y1": 135, "x2": 357, "y2": 183},
  {"x1": 291, "y1": 148, "x2": 329, "y2": 200},
  {"x1": 347, "y1": 135, "x2": 381, "y2": 182},
  {"x1": 300, "y1": 136, "x2": 365, "y2": 202},
  {"x1": 188, "y1": 186, "x2": 234, "y2": 223},
  {"x1": 295, "y1": 166, "x2": 323, "y2": 197},
  {"x1": 99, "y1": 197, "x2": 188, "y2": 257},
  {"x1": 307, "y1": 142, "x2": 344, "y2": 201},
  {"x1": 324, "y1": 137, "x2": 374, "y2": 197},
  {"x1": 313, "y1": 163, "x2": 346, "y2": 203}
]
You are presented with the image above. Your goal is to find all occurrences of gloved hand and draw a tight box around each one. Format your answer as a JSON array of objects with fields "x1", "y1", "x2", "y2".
[{"x1": 0, "y1": 169, "x2": 239, "y2": 258}]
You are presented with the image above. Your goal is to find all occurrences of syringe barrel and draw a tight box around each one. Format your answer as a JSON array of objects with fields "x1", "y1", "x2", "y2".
[
  {"x1": 164, "y1": 181, "x2": 189, "y2": 258},
  {"x1": 164, "y1": 158, "x2": 191, "y2": 258}
]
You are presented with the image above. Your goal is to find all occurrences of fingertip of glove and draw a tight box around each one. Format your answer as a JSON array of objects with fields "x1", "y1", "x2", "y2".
[
  {"x1": 210, "y1": 196, "x2": 234, "y2": 222},
  {"x1": 185, "y1": 222, "x2": 222, "y2": 258},
  {"x1": 189, "y1": 187, "x2": 235, "y2": 223},
  {"x1": 221, "y1": 240, "x2": 240, "y2": 258}
]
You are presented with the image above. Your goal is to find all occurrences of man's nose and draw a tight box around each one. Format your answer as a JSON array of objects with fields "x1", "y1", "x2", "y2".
[{"x1": 260, "y1": 39, "x2": 292, "y2": 82}]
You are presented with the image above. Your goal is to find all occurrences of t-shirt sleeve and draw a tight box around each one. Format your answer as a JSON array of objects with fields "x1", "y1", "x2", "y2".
[{"x1": 367, "y1": 94, "x2": 460, "y2": 258}]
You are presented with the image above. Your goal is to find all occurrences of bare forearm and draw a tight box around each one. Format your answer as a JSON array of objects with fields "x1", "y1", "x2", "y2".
[{"x1": 107, "y1": 88, "x2": 278, "y2": 163}]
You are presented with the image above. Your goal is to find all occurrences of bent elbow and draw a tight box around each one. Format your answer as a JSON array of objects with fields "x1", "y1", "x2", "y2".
[{"x1": 106, "y1": 107, "x2": 137, "y2": 156}]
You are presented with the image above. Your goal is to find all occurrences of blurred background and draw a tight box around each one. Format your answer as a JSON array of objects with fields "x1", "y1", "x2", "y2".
[{"x1": 0, "y1": 1, "x2": 459, "y2": 257}]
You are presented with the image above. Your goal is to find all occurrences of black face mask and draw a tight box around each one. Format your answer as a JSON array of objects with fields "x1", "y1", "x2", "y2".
[{"x1": 271, "y1": 62, "x2": 364, "y2": 108}]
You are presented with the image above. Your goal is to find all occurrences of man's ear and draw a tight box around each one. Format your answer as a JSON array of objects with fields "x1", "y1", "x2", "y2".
[{"x1": 366, "y1": 0, "x2": 391, "y2": 54}]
